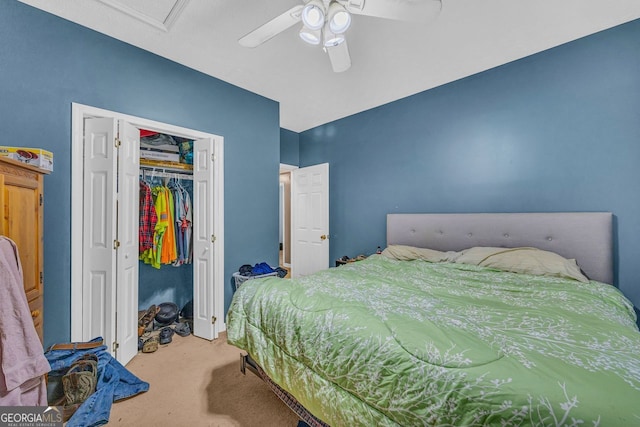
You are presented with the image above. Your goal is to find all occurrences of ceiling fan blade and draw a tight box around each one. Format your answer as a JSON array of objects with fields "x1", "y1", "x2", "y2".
[
  {"x1": 327, "y1": 40, "x2": 351, "y2": 73},
  {"x1": 239, "y1": 5, "x2": 303, "y2": 48},
  {"x1": 343, "y1": 0, "x2": 441, "y2": 22}
]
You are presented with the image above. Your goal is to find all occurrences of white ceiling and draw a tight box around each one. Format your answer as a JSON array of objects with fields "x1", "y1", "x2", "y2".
[{"x1": 18, "y1": 0, "x2": 640, "y2": 132}]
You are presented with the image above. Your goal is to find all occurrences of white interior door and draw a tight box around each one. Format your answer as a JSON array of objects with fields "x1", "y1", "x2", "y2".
[
  {"x1": 291, "y1": 163, "x2": 329, "y2": 277},
  {"x1": 83, "y1": 118, "x2": 139, "y2": 364},
  {"x1": 115, "y1": 121, "x2": 140, "y2": 364},
  {"x1": 83, "y1": 118, "x2": 118, "y2": 354},
  {"x1": 192, "y1": 138, "x2": 217, "y2": 340}
]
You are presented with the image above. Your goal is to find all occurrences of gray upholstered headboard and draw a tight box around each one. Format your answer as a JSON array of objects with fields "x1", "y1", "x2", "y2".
[{"x1": 387, "y1": 212, "x2": 613, "y2": 284}]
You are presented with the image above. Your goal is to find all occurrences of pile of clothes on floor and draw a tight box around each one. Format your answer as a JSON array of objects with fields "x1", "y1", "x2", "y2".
[
  {"x1": 45, "y1": 338, "x2": 148, "y2": 426},
  {"x1": 137, "y1": 300, "x2": 192, "y2": 353},
  {"x1": 238, "y1": 262, "x2": 288, "y2": 278}
]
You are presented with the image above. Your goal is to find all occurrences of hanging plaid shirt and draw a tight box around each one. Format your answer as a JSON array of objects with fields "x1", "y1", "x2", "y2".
[{"x1": 139, "y1": 182, "x2": 157, "y2": 253}]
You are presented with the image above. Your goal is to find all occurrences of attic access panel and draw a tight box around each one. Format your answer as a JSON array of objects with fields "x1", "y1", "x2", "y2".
[{"x1": 98, "y1": 0, "x2": 189, "y2": 31}]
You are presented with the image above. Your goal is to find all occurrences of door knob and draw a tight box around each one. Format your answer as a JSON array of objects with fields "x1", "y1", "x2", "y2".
[{"x1": 320, "y1": 235, "x2": 328, "y2": 240}]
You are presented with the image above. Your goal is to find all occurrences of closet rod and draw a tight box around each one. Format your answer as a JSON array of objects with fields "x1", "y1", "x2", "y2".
[{"x1": 140, "y1": 167, "x2": 193, "y2": 181}]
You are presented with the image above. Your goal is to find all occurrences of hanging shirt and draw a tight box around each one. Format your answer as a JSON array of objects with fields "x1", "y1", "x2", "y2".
[
  {"x1": 140, "y1": 186, "x2": 169, "y2": 269},
  {"x1": 160, "y1": 186, "x2": 177, "y2": 264},
  {"x1": 173, "y1": 186, "x2": 185, "y2": 266},
  {"x1": 139, "y1": 181, "x2": 157, "y2": 254},
  {"x1": 172, "y1": 184, "x2": 193, "y2": 265},
  {"x1": 183, "y1": 190, "x2": 193, "y2": 264}
]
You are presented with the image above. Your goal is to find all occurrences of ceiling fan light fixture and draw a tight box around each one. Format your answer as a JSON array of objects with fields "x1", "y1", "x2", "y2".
[
  {"x1": 327, "y1": 2, "x2": 351, "y2": 34},
  {"x1": 323, "y1": 26, "x2": 345, "y2": 47},
  {"x1": 299, "y1": 26, "x2": 321, "y2": 45},
  {"x1": 301, "y1": 1, "x2": 325, "y2": 31}
]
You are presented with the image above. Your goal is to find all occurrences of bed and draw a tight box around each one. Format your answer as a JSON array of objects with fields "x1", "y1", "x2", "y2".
[{"x1": 226, "y1": 212, "x2": 640, "y2": 426}]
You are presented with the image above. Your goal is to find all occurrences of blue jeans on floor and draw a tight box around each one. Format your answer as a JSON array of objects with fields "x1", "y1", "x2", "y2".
[{"x1": 45, "y1": 337, "x2": 149, "y2": 427}]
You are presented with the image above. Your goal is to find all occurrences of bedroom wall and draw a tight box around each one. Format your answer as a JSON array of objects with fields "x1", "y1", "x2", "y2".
[
  {"x1": 299, "y1": 18, "x2": 640, "y2": 313},
  {"x1": 0, "y1": 2, "x2": 281, "y2": 347},
  {"x1": 280, "y1": 128, "x2": 300, "y2": 166}
]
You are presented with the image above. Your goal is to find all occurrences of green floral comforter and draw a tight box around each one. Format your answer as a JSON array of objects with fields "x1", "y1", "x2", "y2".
[{"x1": 226, "y1": 255, "x2": 640, "y2": 426}]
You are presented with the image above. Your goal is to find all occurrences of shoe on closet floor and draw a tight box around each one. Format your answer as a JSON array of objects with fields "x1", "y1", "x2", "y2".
[
  {"x1": 142, "y1": 336, "x2": 159, "y2": 353},
  {"x1": 174, "y1": 322, "x2": 190, "y2": 337},
  {"x1": 138, "y1": 304, "x2": 159, "y2": 336},
  {"x1": 159, "y1": 327, "x2": 174, "y2": 345}
]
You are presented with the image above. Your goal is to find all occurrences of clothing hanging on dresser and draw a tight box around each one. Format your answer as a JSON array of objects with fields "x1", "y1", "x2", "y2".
[{"x1": 0, "y1": 236, "x2": 49, "y2": 405}]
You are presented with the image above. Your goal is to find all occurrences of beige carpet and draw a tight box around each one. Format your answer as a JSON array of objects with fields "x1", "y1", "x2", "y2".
[{"x1": 108, "y1": 332, "x2": 301, "y2": 426}]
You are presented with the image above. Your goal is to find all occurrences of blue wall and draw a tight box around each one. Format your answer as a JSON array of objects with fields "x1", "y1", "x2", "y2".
[
  {"x1": 299, "y1": 19, "x2": 640, "y2": 312},
  {"x1": 0, "y1": 2, "x2": 281, "y2": 347},
  {"x1": 280, "y1": 128, "x2": 300, "y2": 166}
]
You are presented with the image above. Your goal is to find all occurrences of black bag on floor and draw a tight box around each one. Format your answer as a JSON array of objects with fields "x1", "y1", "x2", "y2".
[{"x1": 155, "y1": 302, "x2": 179, "y2": 326}]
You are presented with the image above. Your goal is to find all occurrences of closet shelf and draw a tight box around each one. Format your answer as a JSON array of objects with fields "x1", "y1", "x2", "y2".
[{"x1": 140, "y1": 158, "x2": 193, "y2": 172}]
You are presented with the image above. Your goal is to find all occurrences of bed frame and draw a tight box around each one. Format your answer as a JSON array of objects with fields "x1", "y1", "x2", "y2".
[
  {"x1": 387, "y1": 212, "x2": 613, "y2": 284},
  {"x1": 242, "y1": 212, "x2": 615, "y2": 425}
]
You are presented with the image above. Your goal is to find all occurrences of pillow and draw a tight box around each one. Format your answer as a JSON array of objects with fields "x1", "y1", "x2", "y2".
[
  {"x1": 454, "y1": 247, "x2": 589, "y2": 282},
  {"x1": 381, "y1": 245, "x2": 456, "y2": 263}
]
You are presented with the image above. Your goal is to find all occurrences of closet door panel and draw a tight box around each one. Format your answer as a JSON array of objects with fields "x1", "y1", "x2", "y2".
[
  {"x1": 83, "y1": 118, "x2": 117, "y2": 349},
  {"x1": 192, "y1": 138, "x2": 215, "y2": 340},
  {"x1": 115, "y1": 120, "x2": 140, "y2": 365},
  {"x1": 88, "y1": 270, "x2": 107, "y2": 339}
]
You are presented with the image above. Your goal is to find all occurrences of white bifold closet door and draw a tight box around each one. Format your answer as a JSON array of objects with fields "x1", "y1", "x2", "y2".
[
  {"x1": 191, "y1": 140, "x2": 216, "y2": 341},
  {"x1": 83, "y1": 118, "x2": 216, "y2": 365},
  {"x1": 83, "y1": 118, "x2": 139, "y2": 364}
]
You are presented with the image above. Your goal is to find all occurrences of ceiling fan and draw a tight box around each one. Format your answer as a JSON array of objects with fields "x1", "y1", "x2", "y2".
[{"x1": 239, "y1": 0, "x2": 442, "y2": 73}]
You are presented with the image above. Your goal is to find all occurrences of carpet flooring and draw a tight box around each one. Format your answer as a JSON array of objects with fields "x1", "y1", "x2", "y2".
[{"x1": 108, "y1": 331, "x2": 301, "y2": 426}]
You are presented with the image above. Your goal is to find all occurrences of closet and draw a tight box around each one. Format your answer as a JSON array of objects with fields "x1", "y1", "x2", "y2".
[
  {"x1": 77, "y1": 113, "x2": 222, "y2": 365},
  {"x1": 138, "y1": 134, "x2": 195, "y2": 315}
]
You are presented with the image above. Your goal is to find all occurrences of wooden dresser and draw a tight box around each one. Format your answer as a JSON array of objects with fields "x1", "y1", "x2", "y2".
[{"x1": 0, "y1": 156, "x2": 49, "y2": 343}]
